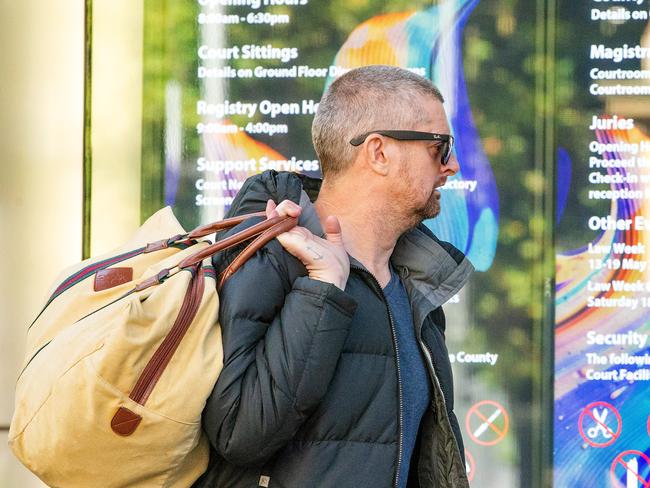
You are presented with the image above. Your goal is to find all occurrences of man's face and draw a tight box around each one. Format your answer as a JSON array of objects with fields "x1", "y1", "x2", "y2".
[{"x1": 394, "y1": 96, "x2": 460, "y2": 221}]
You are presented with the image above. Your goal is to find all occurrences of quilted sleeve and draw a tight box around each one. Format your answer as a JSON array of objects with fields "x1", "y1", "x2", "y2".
[{"x1": 202, "y1": 246, "x2": 357, "y2": 466}]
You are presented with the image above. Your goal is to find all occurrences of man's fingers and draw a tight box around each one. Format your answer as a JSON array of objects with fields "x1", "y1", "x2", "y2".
[
  {"x1": 273, "y1": 221, "x2": 349, "y2": 290},
  {"x1": 267, "y1": 199, "x2": 302, "y2": 219},
  {"x1": 265, "y1": 199, "x2": 279, "y2": 219},
  {"x1": 276, "y1": 226, "x2": 310, "y2": 250},
  {"x1": 324, "y1": 215, "x2": 343, "y2": 244},
  {"x1": 277, "y1": 200, "x2": 302, "y2": 218}
]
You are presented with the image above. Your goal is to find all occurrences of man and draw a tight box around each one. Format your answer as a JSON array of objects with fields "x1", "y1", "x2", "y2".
[{"x1": 197, "y1": 65, "x2": 473, "y2": 487}]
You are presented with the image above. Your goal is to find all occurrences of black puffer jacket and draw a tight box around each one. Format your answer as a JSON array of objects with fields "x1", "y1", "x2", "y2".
[{"x1": 196, "y1": 171, "x2": 473, "y2": 488}]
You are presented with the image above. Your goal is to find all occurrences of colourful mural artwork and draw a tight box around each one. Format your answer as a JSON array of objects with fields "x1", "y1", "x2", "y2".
[
  {"x1": 198, "y1": 0, "x2": 499, "y2": 271},
  {"x1": 555, "y1": 123, "x2": 650, "y2": 486}
]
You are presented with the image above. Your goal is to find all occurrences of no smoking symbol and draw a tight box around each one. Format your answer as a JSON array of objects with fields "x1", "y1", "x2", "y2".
[
  {"x1": 465, "y1": 400, "x2": 509, "y2": 446},
  {"x1": 578, "y1": 401, "x2": 621, "y2": 448}
]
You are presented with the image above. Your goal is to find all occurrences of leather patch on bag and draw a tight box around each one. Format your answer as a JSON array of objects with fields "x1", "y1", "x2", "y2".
[
  {"x1": 94, "y1": 268, "x2": 133, "y2": 291},
  {"x1": 111, "y1": 407, "x2": 142, "y2": 436}
]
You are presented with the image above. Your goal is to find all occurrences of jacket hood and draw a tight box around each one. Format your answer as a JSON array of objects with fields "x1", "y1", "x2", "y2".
[{"x1": 227, "y1": 170, "x2": 474, "y2": 319}]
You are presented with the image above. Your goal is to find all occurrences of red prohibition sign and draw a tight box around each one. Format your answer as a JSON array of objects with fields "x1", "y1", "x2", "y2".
[
  {"x1": 465, "y1": 449, "x2": 475, "y2": 483},
  {"x1": 465, "y1": 400, "x2": 509, "y2": 446},
  {"x1": 610, "y1": 450, "x2": 650, "y2": 488},
  {"x1": 578, "y1": 401, "x2": 622, "y2": 448}
]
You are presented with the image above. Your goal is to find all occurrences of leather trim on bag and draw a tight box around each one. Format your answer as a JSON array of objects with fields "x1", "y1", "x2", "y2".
[
  {"x1": 188, "y1": 211, "x2": 266, "y2": 238},
  {"x1": 218, "y1": 216, "x2": 298, "y2": 289},
  {"x1": 144, "y1": 239, "x2": 169, "y2": 253},
  {"x1": 178, "y1": 215, "x2": 296, "y2": 269},
  {"x1": 111, "y1": 406, "x2": 142, "y2": 436},
  {"x1": 129, "y1": 266, "x2": 205, "y2": 406},
  {"x1": 94, "y1": 268, "x2": 133, "y2": 291}
]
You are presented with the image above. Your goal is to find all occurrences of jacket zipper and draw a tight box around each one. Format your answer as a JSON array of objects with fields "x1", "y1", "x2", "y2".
[
  {"x1": 419, "y1": 340, "x2": 445, "y2": 419},
  {"x1": 398, "y1": 264, "x2": 447, "y2": 415},
  {"x1": 351, "y1": 265, "x2": 403, "y2": 488}
]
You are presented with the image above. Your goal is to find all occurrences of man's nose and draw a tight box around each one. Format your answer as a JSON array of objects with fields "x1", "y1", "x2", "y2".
[{"x1": 443, "y1": 154, "x2": 460, "y2": 176}]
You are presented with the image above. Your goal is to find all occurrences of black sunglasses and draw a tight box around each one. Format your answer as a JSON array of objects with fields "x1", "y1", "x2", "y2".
[{"x1": 349, "y1": 130, "x2": 454, "y2": 165}]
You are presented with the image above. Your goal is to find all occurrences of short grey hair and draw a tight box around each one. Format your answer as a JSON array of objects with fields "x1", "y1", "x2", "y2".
[{"x1": 312, "y1": 65, "x2": 444, "y2": 179}]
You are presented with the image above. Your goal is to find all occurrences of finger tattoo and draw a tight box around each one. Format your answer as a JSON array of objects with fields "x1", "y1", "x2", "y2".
[{"x1": 306, "y1": 246, "x2": 324, "y2": 260}]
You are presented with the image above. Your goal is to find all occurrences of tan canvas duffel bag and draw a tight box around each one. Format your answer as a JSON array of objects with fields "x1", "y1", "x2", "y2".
[{"x1": 9, "y1": 206, "x2": 296, "y2": 487}]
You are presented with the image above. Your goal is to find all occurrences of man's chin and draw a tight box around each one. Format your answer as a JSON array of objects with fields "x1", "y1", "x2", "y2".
[
  {"x1": 406, "y1": 190, "x2": 441, "y2": 225},
  {"x1": 425, "y1": 207, "x2": 441, "y2": 220},
  {"x1": 424, "y1": 191, "x2": 442, "y2": 219},
  {"x1": 416, "y1": 201, "x2": 441, "y2": 221}
]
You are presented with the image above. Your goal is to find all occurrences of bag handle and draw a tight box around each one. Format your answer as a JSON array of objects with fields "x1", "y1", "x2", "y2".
[
  {"x1": 135, "y1": 213, "x2": 298, "y2": 292},
  {"x1": 143, "y1": 211, "x2": 267, "y2": 254},
  {"x1": 217, "y1": 216, "x2": 298, "y2": 289},
  {"x1": 177, "y1": 214, "x2": 298, "y2": 270},
  {"x1": 186, "y1": 211, "x2": 266, "y2": 239}
]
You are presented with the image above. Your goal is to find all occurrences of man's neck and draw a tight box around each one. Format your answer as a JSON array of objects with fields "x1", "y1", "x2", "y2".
[{"x1": 314, "y1": 177, "x2": 406, "y2": 287}]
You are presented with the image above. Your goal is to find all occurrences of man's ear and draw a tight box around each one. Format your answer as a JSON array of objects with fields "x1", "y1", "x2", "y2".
[{"x1": 364, "y1": 135, "x2": 390, "y2": 176}]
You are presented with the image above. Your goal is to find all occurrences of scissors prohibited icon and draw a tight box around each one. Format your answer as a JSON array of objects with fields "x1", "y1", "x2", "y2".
[{"x1": 578, "y1": 401, "x2": 622, "y2": 448}]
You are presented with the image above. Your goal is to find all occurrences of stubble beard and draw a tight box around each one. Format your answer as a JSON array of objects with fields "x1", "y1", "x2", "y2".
[
  {"x1": 415, "y1": 188, "x2": 441, "y2": 221},
  {"x1": 398, "y1": 185, "x2": 441, "y2": 231},
  {"x1": 396, "y1": 154, "x2": 442, "y2": 229}
]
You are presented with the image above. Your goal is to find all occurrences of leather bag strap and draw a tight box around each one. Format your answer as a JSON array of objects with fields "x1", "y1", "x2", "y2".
[
  {"x1": 217, "y1": 216, "x2": 298, "y2": 289},
  {"x1": 178, "y1": 214, "x2": 297, "y2": 270},
  {"x1": 186, "y1": 211, "x2": 266, "y2": 239}
]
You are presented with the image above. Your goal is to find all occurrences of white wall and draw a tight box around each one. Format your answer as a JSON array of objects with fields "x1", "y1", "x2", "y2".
[
  {"x1": 0, "y1": 1, "x2": 143, "y2": 485},
  {"x1": 0, "y1": 0, "x2": 84, "y2": 485}
]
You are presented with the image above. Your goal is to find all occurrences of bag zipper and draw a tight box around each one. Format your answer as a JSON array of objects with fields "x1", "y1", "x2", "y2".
[
  {"x1": 110, "y1": 265, "x2": 206, "y2": 436},
  {"x1": 129, "y1": 265, "x2": 204, "y2": 404},
  {"x1": 29, "y1": 240, "x2": 192, "y2": 330}
]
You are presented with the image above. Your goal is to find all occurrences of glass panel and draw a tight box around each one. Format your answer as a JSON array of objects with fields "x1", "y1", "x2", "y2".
[
  {"x1": 136, "y1": 0, "x2": 546, "y2": 485},
  {"x1": 553, "y1": 2, "x2": 650, "y2": 487}
]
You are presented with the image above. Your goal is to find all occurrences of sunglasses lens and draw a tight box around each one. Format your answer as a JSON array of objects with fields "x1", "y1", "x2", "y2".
[
  {"x1": 443, "y1": 137, "x2": 454, "y2": 165},
  {"x1": 442, "y1": 142, "x2": 450, "y2": 165}
]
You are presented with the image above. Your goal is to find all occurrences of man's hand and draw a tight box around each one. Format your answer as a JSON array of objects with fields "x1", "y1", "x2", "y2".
[{"x1": 266, "y1": 199, "x2": 350, "y2": 290}]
